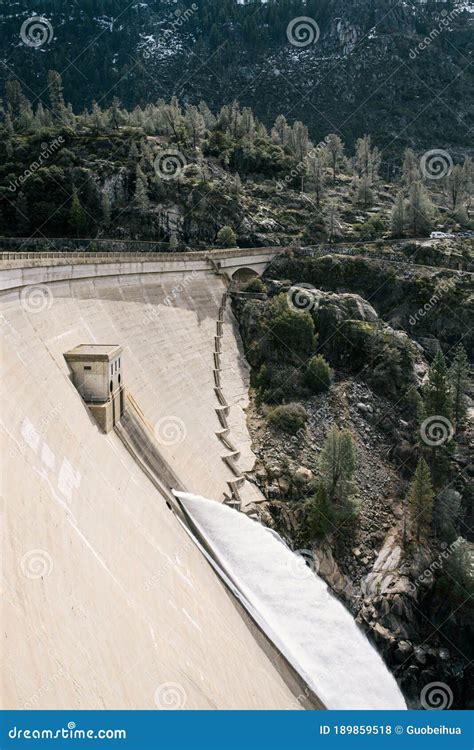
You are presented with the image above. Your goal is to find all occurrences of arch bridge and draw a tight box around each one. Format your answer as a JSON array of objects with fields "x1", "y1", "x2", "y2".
[{"x1": 0, "y1": 246, "x2": 282, "y2": 289}]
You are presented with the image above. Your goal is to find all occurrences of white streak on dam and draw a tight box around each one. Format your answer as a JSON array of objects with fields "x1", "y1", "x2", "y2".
[{"x1": 176, "y1": 492, "x2": 407, "y2": 711}]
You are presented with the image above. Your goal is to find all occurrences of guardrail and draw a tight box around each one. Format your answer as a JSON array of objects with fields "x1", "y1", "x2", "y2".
[{"x1": 0, "y1": 246, "x2": 281, "y2": 264}]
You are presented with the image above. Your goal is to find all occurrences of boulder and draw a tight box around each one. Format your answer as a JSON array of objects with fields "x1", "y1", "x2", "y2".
[{"x1": 294, "y1": 466, "x2": 313, "y2": 484}]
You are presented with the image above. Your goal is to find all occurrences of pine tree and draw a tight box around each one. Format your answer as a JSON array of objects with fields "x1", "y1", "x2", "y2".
[
  {"x1": 402, "y1": 148, "x2": 420, "y2": 187},
  {"x1": 169, "y1": 232, "x2": 178, "y2": 250},
  {"x1": 445, "y1": 164, "x2": 468, "y2": 210},
  {"x1": 47, "y1": 70, "x2": 67, "y2": 122},
  {"x1": 288, "y1": 121, "x2": 310, "y2": 191},
  {"x1": 5, "y1": 79, "x2": 27, "y2": 121},
  {"x1": 15, "y1": 191, "x2": 29, "y2": 234},
  {"x1": 307, "y1": 154, "x2": 325, "y2": 207},
  {"x1": 271, "y1": 114, "x2": 289, "y2": 145},
  {"x1": 319, "y1": 427, "x2": 356, "y2": 506},
  {"x1": 354, "y1": 175, "x2": 374, "y2": 207},
  {"x1": 423, "y1": 350, "x2": 453, "y2": 421},
  {"x1": 449, "y1": 344, "x2": 470, "y2": 431},
  {"x1": 184, "y1": 105, "x2": 205, "y2": 148},
  {"x1": 324, "y1": 133, "x2": 344, "y2": 183},
  {"x1": 134, "y1": 166, "x2": 149, "y2": 210},
  {"x1": 101, "y1": 192, "x2": 111, "y2": 226},
  {"x1": 325, "y1": 199, "x2": 341, "y2": 242},
  {"x1": 406, "y1": 180, "x2": 434, "y2": 236},
  {"x1": 69, "y1": 189, "x2": 87, "y2": 236},
  {"x1": 407, "y1": 457, "x2": 434, "y2": 541},
  {"x1": 4, "y1": 112, "x2": 14, "y2": 136},
  {"x1": 90, "y1": 101, "x2": 104, "y2": 133},
  {"x1": 354, "y1": 134, "x2": 380, "y2": 184},
  {"x1": 110, "y1": 97, "x2": 124, "y2": 130},
  {"x1": 390, "y1": 192, "x2": 406, "y2": 237},
  {"x1": 129, "y1": 141, "x2": 140, "y2": 161}
]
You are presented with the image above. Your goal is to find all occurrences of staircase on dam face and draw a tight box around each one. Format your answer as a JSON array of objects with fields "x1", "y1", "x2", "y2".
[
  {"x1": 205, "y1": 257, "x2": 251, "y2": 512},
  {"x1": 214, "y1": 290, "x2": 245, "y2": 511}
]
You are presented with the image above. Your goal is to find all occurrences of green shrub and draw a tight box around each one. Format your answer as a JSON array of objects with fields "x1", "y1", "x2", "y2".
[
  {"x1": 269, "y1": 294, "x2": 317, "y2": 355},
  {"x1": 216, "y1": 225, "x2": 237, "y2": 247},
  {"x1": 305, "y1": 354, "x2": 332, "y2": 393},
  {"x1": 267, "y1": 402, "x2": 308, "y2": 434},
  {"x1": 243, "y1": 277, "x2": 265, "y2": 293},
  {"x1": 306, "y1": 482, "x2": 333, "y2": 538},
  {"x1": 260, "y1": 364, "x2": 303, "y2": 403}
]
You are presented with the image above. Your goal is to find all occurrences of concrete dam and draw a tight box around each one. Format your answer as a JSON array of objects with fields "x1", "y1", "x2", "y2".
[{"x1": 0, "y1": 250, "x2": 405, "y2": 710}]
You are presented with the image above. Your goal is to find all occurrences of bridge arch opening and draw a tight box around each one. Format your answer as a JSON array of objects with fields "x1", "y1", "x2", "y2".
[{"x1": 231, "y1": 267, "x2": 260, "y2": 285}]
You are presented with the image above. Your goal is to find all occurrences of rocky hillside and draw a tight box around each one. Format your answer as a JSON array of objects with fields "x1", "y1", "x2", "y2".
[
  {"x1": 2, "y1": 1, "x2": 473, "y2": 157},
  {"x1": 231, "y1": 252, "x2": 473, "y2": 708}
]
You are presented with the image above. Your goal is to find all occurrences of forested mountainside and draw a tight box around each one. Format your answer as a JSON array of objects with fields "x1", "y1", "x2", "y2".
[
  {"x1": 1, "y1": 85, "x2": 473, "y2": 245},
  {"x1": 1, "y1": 1, "x2": 473, "y2": 157}
]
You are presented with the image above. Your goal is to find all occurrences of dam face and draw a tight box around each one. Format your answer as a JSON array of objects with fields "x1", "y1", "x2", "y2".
[{"x1": 1, "y1": 261, "x2": 299, "y2": 710}]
